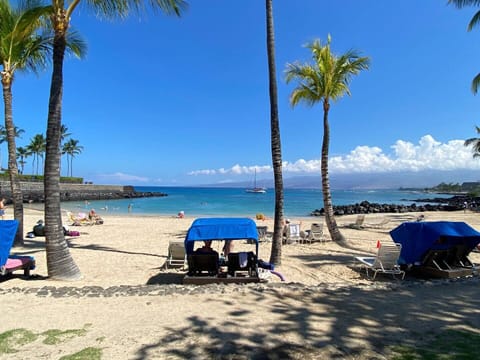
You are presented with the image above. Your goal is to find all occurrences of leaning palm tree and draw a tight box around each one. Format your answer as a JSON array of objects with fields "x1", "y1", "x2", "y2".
[
  {"x1": 0, "y1": 0, "x2": 51, "y2": 245},
  {"x1": 265, "y1": 0, "x2": 284, "y2": 265},
  {"x1": 61, "y1": 138, "x2": 82, "y2": 177},
  {"x1": 448, "y1": 0, "x2": 480, "y2": 93},
  {"x1": 285, "y1": 36, "x2": 370, "y2": 244},
  {"x1": 464, "y1": 125, "x2": 480, "y2": 156},
  {"x1": 44, "y1": 0, "x2": 187, "y2": 280}
]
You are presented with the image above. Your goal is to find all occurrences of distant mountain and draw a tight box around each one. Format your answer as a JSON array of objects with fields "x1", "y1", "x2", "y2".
[{"x1": 201, "y1": 170, "x2": 480, "y2": 190}]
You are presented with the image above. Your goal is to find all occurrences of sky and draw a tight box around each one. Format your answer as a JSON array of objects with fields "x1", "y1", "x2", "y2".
[{"x1": 3, "y1": 0, "x2": 480, "y2": 187}]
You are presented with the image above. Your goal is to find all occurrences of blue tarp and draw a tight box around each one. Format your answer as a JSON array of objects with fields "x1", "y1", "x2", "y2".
[
  {"x1": 389, "y1": 221, "x2": 480, "y2": 265},
  {"x1": 0, "y1": 220, "x2": 19, "y2": 267},
  {"x1": 185, "y1": 218, "x2": 258, "y2": 254}
]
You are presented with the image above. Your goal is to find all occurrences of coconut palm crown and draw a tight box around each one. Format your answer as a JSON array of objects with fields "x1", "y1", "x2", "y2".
[{"x1": 285, "y1": 35, "x2": 370, "y2": 244}]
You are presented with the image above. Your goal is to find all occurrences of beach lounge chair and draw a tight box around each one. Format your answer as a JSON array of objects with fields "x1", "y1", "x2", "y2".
[
  {"x1": 304, "y1": 223, "x2": 324, "y2": 244},
  {"x1": 354, "y1": 242, "x2": 405, "y2": 280},
  {"x1": 0, "y1": 220, "x2": 35, "y2": 278},
  {"x1": 165, "y1": 240, "x2": 186, "y2": 269},
  {"x1": 227, "y1": 252, "x2": 257, "y2": 277},
  {"x1": 187, "y1": 253, "x2": 219, "y2": 276},
  {"x1": 66, "y1": 211, "x2": 93, "y2": 226},
  {"x1": 365, "y1": 218, "x2": 390, "y2": 229},
  {"x1": 284, "y1": 223, "x2": 302, "y2": 244},
  {"x1": 256, "y1": 226, "x2": 268, "y2": 242},
  {"x1": 347, "y1": 214, "x2": 365, "y2": 229}
]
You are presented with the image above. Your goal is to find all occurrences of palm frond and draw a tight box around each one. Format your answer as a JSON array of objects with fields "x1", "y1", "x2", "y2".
[
  {"x1": 471, "y1": 72, "x2": 480, "y2": 94},
  {"x1": 448, "y1": 0, "x2": 480, "y2": 8},
  {"x1": 467, "y1": 10, "x2": 480, "y2": 30},
  {"x1": 82, "y1": 0, "x2": 186, "y2": 20},
  {"x1": 65, "y1": 28, "x2": 87, "y2": 59}
]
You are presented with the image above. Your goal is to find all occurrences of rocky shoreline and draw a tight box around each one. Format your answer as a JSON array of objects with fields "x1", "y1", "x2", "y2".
[{"x1": 310, "y1": 195, "x2": 478, "y2": 216}]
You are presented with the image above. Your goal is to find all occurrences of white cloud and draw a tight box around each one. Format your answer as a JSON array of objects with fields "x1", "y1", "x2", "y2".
[
  {"x1": 187, "y1": 135, "x2": 480, "y2": 176},
  {"x1": 189, "y1": 164, "x2": 272, "y2": 176}
]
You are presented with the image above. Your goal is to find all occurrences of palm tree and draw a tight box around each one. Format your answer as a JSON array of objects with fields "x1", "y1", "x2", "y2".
[
  {"x1": 265, "y1": 0, "x2": 284, "y2": 265},
  {"x1": 16, "y1": 146, "x2": 30, "y2": 174},
  {"x1": 285, "y1": 36, "x2": 370, "y2": 244},
  {"x1": 44, "y1": 0, "x2": 186, "y2": 280},
  {"x1": 0, "y1": 0, "x2": 52, "y2": 245},
  {"x1": 27, "y1": 133, "x2": 46, "y2": 175},
  {"x1": 61, "y1": 138, "x2": 82, "y2": 177},
  {"x1": 464, "y1": 125, "x2": 480, "y2": 156},
  {"x1": 448, "y1": 0, "x2": 480, "y2": 93}
]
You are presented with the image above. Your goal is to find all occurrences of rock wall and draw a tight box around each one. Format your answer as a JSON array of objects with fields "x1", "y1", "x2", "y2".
[{"x1": 0, "y1": 181, "x2": 166, "y2": 203}]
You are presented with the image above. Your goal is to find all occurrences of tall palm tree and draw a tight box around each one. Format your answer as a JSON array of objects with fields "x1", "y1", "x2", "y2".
[
  {"x1": 285, "y1": 36, "x2": 370, "y2": 244},
  {"x1": 465, "y1": 125, "x2": 480, "y2": 156},
  {"x1": 265, "y1": 0, "x2": 284, "y2": 265},
  {"x1": 27, "y1": 133, "x2": 46, "y2": 175},
  {"x1": 448, "y1": 0, "x2": 480, "y2": 93},
  {"x1": 44, "y1": 0, "x2": 187, "y2": 280},
  {"x1": 61, "y1": 138, "x2": 82, "y2": 177},
  {"x1": 16, "y1": 146, "x2": 30, "y2": 174},
  {"x1": 0, "y1": 0, "x2": 51, "y2": 245}
]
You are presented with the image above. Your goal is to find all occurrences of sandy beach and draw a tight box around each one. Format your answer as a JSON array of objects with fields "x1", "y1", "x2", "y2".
[{"x1": 1, "y1": 207, "x2": 480, "y2": 359}]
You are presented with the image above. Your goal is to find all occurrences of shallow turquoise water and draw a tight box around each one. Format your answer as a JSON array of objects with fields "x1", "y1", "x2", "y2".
[{"x1": 61, "y1": 187, "x2": 451, "y2": 218}]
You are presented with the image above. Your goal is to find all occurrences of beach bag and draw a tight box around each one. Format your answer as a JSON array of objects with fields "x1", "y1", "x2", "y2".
[{"x1": 67, "y1": 230, "x2": 80, "y2": 237}]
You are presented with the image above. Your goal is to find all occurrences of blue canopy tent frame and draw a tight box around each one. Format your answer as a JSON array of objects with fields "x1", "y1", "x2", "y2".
[
  {"x1": 390, "y1": 221, "x2": 480, "y2": 278},
  {"x1": 184, "y1": 218, "x2": 260, "y2": 284}
]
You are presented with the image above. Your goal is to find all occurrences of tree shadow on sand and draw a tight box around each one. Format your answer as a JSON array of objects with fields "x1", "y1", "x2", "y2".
[
  {"x1": 146, "y1": 271, "x2": 184, "y2": 285},
  {"x1": 132, "y1": 280, "x2": 480, "y2": 359}
]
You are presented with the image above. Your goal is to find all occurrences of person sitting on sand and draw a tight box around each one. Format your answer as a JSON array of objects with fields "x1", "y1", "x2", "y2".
[
  {"x1": 88, "y1": 209, "x2": 104, "y2": 225},
  {"x1": 196, "y1": 240, "x2": 218, "y2": 255}
]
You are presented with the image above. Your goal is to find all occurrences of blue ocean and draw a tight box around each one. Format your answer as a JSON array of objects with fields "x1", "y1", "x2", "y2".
[{"x1": 62, "y1": 187, "x2": 452, "y2": 218}]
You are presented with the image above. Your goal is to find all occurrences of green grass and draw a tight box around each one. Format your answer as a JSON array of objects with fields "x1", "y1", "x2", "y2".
[
  {"x1": 390, "y1": 329, "x2": 480, "y2": 360},
  {"x1": 0, "y1": 324, "x2": 93, "y2": 355},
  {"x1": 41, "y1": 328, "x2": 88, "y2": 345},
  {"x1": 0, "y1": 329, "x2": 38, "y2": 354},
  {"x1": 59, "y1": 347, "x2": 102, "y2": 360}
]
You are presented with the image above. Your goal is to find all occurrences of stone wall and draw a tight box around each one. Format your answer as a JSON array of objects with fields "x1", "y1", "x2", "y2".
[{"x1": 0, "y1": 181, "x2": 164, "y2": 203}]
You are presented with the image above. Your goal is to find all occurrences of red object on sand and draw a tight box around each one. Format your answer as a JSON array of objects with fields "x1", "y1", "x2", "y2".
[{"x1": 377, "y1": 240, "x2": 381, "y2": 248}]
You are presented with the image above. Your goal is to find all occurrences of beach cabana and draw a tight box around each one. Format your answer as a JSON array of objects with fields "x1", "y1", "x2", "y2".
[
  {"x1": 390, "y1": 221, "x2": 480, "y2": 278},
  {"x1": 183, "y1": 217, "x2": 260, "y2": 284}
]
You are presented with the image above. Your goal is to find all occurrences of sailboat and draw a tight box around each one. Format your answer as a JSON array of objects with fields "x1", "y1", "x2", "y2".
[{"x1": 245, "y1": 169, "x2": 266, "y2": 193}]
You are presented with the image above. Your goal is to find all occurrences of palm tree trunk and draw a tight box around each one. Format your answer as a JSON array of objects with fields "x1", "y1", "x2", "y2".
[
  {"x1": 1, "y1": 74, "x2": 24, "y2": 246},
  {"x1": 266, "y1": 0, "x2": 284, "y2": 265},
  {"x1": 44, "y1": 21, "x2": 81, "y2": 280},
  {"x1": 321, "y1": 100, "x2": 345, "y2": 244}
]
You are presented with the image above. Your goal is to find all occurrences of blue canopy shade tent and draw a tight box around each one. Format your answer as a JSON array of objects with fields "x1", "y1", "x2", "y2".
[
  {"x1": 390, "y1": 221, "x2": 480, "y2": 265},
  {"x1": 185, "y1": 218, "x2": 259, "y2": 255}
]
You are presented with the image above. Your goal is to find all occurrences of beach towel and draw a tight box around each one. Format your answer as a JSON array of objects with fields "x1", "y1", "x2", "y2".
[{"x1": 239, "y1": 252, "x2": 248, "y2": 268}]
